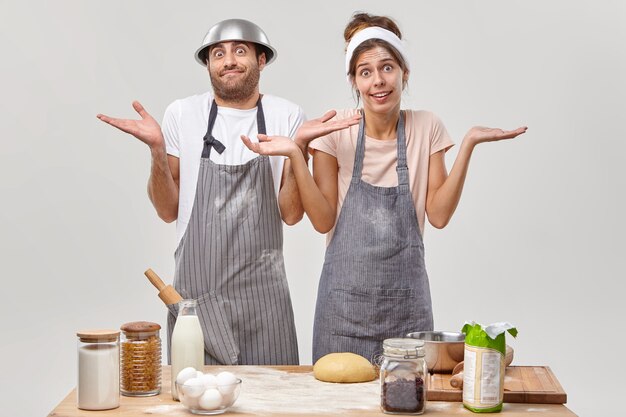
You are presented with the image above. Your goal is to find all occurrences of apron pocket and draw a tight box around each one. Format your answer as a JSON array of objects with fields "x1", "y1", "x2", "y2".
[
  {"x1": 167, "y1": 292, "x2": 240, "y2": 365},
  {"x1": 328, "y1": 286, "x2": 418, "y2": 340}
]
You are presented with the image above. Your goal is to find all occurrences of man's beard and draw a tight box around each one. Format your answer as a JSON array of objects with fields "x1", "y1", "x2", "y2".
[{"x1": 210, "y1": 64, "x2": 260, "y2": 103}]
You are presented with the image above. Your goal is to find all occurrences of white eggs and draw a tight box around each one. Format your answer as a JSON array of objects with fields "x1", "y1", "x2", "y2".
[
  {"x1": 177, "y1": 369, "x2": 240, "y2": 412},
  {"x1": 220, "y1": 391, "x2": 235, "y2": 407},
  {"x1": 176, "y1": 366, "x2": 199, "y2": 385},
  {"x1": 181, "y1": 393, "x2": 200, "y2": 409},
  {"x1": 198, "y1": 388, "x2": 223, "y2": 410},
  {"x1": 216, "y1": 371, "x2": 237, "y2": 394},
  {"x1": 200, "y1": 373, "x2": 218, "y2": 389},
  {"x1": 181, "y1": 377, "x2": 205, "y2": 398}
]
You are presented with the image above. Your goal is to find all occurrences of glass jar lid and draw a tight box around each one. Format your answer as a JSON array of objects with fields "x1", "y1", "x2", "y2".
[
  {"x1": 121, "y1": 321, "x2": 161, "y2": 339},
  {"x1": 76, "y1": 329, "x2": 120, "y2": 343},
  {"x1": 383, "y1": 338, "x2": 425, "y2": 358},
  {"x1": 121, "y1": 321, "x2": 161, "y2": 333}
]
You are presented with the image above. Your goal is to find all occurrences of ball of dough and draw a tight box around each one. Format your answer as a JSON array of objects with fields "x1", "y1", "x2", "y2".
[{"x1": 313, "y1": 352, "x2": 377, "y2": 383}]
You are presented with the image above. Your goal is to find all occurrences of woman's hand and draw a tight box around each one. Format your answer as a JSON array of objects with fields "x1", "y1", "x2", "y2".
[
  {"x1": 463, "y1": 125, "x2": 528, "y2": 147},
  {"x1": 294, "y1": 110, "x2": 361, "y2": 149},
  {"x1": 97, "y1": 101, "x2": 164, "y2": 149},
  {"x1": 241, "y1": 134, "x2": 301, "y2": 159}
]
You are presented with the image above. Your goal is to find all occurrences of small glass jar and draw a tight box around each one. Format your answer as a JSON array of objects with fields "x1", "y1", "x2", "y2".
[
  {"x1": 380, "y1": 338, "x2": 427, "y2": 415},
  {"x1": 76, "y1": 329, "x2": 120, "y2": 410},
  {"x1": 120, "y1": 321, "x2": 162, "y2": 396}
]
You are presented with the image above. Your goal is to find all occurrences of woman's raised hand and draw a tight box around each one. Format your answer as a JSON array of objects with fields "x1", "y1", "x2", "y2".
[
  {"x1": 463, "y1": 125, "x2": 528, "y2": 146},
  {"x1": 295, "y1": 110, "x2": 361, "y2": 147},
  {"x1": 97, "y1": 101, "x2": 164, "y2": 149}
]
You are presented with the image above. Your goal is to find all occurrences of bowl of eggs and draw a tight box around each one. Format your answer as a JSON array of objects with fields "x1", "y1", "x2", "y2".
[{"x1": 175, "y1": 367, "x2": 241, "y2": 415}]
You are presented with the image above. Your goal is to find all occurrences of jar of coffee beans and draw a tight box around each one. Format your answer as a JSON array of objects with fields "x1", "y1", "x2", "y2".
[{"x1": 380, "y1": 338, "x2": 427, "y2": 414}]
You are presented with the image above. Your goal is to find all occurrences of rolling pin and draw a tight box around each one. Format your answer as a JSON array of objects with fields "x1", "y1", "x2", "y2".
[
  {"x1": 449, "y1": 345, "x2": 514, "y2": 389},
  {"x1": 144, "y1": 268, "x2": 182, "y2": 305}
]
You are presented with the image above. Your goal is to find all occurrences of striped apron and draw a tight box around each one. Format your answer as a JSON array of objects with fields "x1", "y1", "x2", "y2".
[
  {"x1": 167, "y1": 98, "x2": 299, "y2": 365},
  {"x1": 312, "y1": 111, "x2": 434, "y2": 363}
]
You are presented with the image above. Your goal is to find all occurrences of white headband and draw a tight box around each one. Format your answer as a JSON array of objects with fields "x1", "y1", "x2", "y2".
[{"x1": 344, "y1": 26, "x2": 409, "y2": 83}]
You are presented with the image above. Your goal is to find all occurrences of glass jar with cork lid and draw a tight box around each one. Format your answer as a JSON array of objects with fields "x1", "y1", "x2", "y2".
[
  {"x1": 120, "y1": 321, "x2": 162, "y2": 396},
  {"x1": 380, "y1": 338, "x2": 427, "y2": 415},
  {"x1": 76, "y1": 329, "x2": 120, "y2": 410}
]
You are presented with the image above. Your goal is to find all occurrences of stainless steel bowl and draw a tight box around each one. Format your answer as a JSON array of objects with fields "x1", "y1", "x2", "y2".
[
  {"x1": 195, "y1": 18, "x2": 277, "y2": 66},
  {"x1": 406, "y1": 331, "x2": 465, "y2": 373}
]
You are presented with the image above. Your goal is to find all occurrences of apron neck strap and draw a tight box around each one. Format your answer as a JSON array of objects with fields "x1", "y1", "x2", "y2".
[
  {"x1": 351, "y1": 110, "x2": 409, "y2": 188},
  {"x1": 202, "y1": 95, "x2": 266, "y2": 159},
  {"x1": 395, "y1": 111, "x2": 410, "y2": 189}
]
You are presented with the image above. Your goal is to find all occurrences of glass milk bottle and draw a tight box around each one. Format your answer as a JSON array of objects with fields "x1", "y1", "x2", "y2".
[
  {"x1": 170, "y1": 299, "x2": 204, "y2": 400},
  {"x1": 76, "y1": 329, "x2": 120, "y2": 410}
]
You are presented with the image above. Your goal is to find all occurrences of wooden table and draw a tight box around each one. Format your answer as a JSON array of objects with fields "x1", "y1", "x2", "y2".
[{"x1": 48, "y1": 366, "x2": 578, "y2": 416}]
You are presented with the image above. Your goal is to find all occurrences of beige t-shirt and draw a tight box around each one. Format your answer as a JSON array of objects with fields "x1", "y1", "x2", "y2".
[{"x1": 309, "y1": 109, "x2": 454, "y2": 244}]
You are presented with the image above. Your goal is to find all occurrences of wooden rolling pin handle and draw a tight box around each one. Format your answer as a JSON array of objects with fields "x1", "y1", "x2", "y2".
[
  {"x1": 159, "y1": 286, "x2": 183, "y2": 305},
  {"x1": 450, "y1": 372, "x2": 464, "y2": 389},
  {"x1": 505, "y1": 345, "x2": 514, "y2": 367},
  {"x1": 144, "y1": 269, "x2": 183, "y2": 305},
  {"x1": 145, "y1": 268, "x2": 166, "y2": 291}
]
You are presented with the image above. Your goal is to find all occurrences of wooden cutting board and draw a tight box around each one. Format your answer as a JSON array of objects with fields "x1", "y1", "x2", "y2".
[{"x1": 428, "y1": 366, "x2": 567, "y2": 404}]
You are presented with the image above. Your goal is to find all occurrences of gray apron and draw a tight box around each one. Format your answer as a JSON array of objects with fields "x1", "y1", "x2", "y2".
[
  {"x1": 167, "y1": 97, "x2": 299, "y2": 365},
  {"x1": 312, "y1": 111, "x2": 434, "y2": 363}
]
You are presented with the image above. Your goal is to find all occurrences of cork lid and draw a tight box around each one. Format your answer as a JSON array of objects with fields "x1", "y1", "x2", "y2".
[
  {"x1": 120, "y1": 321, "x2": 161, "y2": 334},
  {"x1": 76, "y1": 329, "x2": 120, "y2": 343}
]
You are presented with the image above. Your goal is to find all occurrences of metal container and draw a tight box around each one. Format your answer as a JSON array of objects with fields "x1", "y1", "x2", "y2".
[
  {"x1": 406, "y1": 331, "x2": 465, "y2": 373},
  {"x1": 194, "y1": 18, "x2": 277, "y2": 66}
]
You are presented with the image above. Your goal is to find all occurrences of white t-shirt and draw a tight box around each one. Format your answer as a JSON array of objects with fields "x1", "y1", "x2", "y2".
[{"x1": 162, "y1": 91, "x2": 305, "y2": 243}]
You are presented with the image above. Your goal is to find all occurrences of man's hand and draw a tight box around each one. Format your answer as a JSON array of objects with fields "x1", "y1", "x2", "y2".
[{"x1": 97, "y1": 101, "x2": 165, "y2": 149}]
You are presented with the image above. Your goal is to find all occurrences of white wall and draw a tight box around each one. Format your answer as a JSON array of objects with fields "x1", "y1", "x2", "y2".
[{"x1": 1, "y1": 1, "x2": 623, "y2": 416}]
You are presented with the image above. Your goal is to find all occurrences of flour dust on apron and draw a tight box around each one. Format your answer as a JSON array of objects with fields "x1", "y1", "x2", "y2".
[
  {"x1": 167, "y1": 98, "x2": 299, "y2": 365},
  {"x1": 312, "y1": 111, "x2": 434, "y2": 363}
]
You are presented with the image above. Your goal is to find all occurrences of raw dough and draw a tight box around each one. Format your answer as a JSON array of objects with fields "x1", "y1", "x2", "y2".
[{"x1": 313, "y1": 352, "x2": 377, "y2": 383}]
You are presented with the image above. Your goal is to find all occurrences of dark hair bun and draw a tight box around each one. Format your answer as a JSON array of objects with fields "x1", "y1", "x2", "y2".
[{"x1": 344, "y1": 12, "x2": 402, "y2": 43}]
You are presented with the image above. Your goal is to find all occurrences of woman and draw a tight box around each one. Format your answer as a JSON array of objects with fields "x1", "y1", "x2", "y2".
[{"x1": 243, "y1": 13, "x2": 527, "y2": 363}]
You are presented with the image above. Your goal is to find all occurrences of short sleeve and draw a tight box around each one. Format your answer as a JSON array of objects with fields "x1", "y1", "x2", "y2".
[
  {"x1": 287, "y1": 105, "x2": 306, "y2": 139},
  {"x1": 308, "y1": 110, "x2": 355, "y2": 157},
  {"x1": 309, "y1": 131, "x2": 338, "y2": 157},
  {"x1": 429, "y1": 112, "x2": 454, "y2": 155},
  {"x1": 162, "y1": 100, "x2": 181, "y2": 157}
]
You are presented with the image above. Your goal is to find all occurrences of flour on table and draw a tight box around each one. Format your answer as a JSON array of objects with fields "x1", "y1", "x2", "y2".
[
  {"x1": 222, "y1": 366, "x2": 380, "y2": 415},
  {"x1": 143, "y1": 404, "x2": 185, "y2": 415}
]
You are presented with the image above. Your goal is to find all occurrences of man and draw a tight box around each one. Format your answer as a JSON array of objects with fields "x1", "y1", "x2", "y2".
[{"x1": 98, "y1": 19, "x2": 308, "y2": 365}]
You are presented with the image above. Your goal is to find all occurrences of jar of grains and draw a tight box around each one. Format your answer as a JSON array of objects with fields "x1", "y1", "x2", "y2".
[
  {"x1": 120, "y1": 321, "x2": 162, "y2": 396},
  {"x1": 380, "y1": 338, "x2": 427, "y2": 415}
]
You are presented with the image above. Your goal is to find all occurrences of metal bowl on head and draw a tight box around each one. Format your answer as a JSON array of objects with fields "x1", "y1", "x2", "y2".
[
  {"x1": 194, "y1": 18, "x2": 277, "y2": 66},
  {"x1": 406, "y1": 331, "x2": 465, "y2": 373}
]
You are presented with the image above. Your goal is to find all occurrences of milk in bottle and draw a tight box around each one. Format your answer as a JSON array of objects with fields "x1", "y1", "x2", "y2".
[{"x1": 170, "y1": 299, "x2": 204, "y2": 400}]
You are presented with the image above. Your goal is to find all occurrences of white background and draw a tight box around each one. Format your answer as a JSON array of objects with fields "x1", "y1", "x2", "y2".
[{"x1": 1, "y1": 1, "x2": 624, "y2": 417}]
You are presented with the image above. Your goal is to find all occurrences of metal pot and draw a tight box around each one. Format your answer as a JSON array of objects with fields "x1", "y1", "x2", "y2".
[{"x1": 406, "y1": 331, "x2": 465, "y2": 373}]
